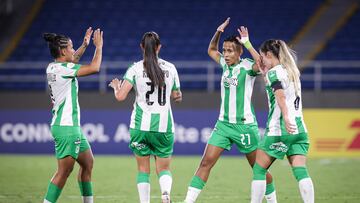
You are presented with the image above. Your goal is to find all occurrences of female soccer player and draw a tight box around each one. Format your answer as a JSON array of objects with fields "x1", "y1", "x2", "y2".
[
  {"x1": 43, "y1": 27, "x2": 103, "y2": 203},
  {"x1": 183, "y1": 18, "x2": 277, "y2": 203},
  {"x1": 109, "y1": 31, "x2": 182, "y2": 203},
  {"x1": 250, "y1": 39, "x2": 314, "y2": 203}
]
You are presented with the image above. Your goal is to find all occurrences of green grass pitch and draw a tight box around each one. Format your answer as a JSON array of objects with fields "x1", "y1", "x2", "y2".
[{"x1": 0, "y1": 155, "x2": 360, "y2": 203}]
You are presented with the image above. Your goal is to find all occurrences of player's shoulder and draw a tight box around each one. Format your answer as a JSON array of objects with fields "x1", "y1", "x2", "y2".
[
  {"x1": 267, "y1": 65, "x2": 287, "y2": 81},
  {"x1": 273, "y1": 64, "x2": 286, "y2": 75},
  {"x1": 239, "y1": 58, "x2": 255, "y2": 70},
  {"x1": 46, "y1": 62, "x2": 64, "y2": 73},
  {"x1": 159, "y1": 58, "x2": 176, "y2": 69}
]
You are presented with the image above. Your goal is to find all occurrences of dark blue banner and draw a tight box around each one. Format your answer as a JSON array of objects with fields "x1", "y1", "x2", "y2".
[{"x1": 0, "y1": 110, "x2": 267, "y2": 155}]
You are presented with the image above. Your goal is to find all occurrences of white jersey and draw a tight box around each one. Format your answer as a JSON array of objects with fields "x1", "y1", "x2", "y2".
[
  {"x1": 124, "y1": 58, "x2": 180, "y2": 133},
  {"x1": 46, "y1": 62, "x2": 81, "y2": 126},
  {"x1": 218, "y1": 55, "x2": 258, "y2": 124},
  {"x1": 265, "y1": 64, "x2": 307, "y2": 136}
]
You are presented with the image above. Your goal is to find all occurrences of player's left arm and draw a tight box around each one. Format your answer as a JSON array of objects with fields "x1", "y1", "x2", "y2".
[
  {"x1": 274, "y1": 88, "x2": 296, "y2": 134},
  {"x1": 236, "y1": 26, "x2": 260, "y2": 72},
  {"x1": 171, "y1": 67, "x2": 182, "y2": 103},
  {"x1": 73, "y1": 27, "x2": 93, "y2": 63},
  {"x1": 109, "y1": 78, "x2": 133, "y2": 101}
]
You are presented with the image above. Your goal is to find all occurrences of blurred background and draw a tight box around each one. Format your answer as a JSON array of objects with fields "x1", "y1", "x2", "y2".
[{"x1": 0, "y1": 0, "x2": 360, "y2": 202}]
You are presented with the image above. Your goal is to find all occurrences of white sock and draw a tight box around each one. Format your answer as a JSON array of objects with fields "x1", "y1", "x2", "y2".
[
  {"x1": 299, "y1": 178, "x2": 314, "y2": 203},
  {"x1": 43, "y1": 200, "x2": 51, "y2": 203},
  {"x1": 159, "y1": 174, "x2": 172, "y2": 194},
  {"x1": 184, "y1": 186, "x2": 202, "y2": 203},
  {"x1": 265, "y1": 191, "x2": 277, "y2": 203},
  {"x1": 251, "y1": 180, "x2": 266, "y2": 203},
  {"x1": 137, "y1": 183, "x2": 150, "y2": 203},
  {"x1": 82, "y1": 196, "x2": 93, "y2": 203}
]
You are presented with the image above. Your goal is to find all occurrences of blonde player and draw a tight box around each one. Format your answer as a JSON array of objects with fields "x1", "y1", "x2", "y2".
[
  {"x1": 183, "y1": 18, "x2": 277, "y2": 203},
  {"x1": 109, "y1": 31, "x2": 182, "y2": 203},
  {"x1": 250, "y1": 39, "x2": 314, "y2": 203},
  {"x1": 43, "y1": 28, "x2": 103, "y2": 203}
]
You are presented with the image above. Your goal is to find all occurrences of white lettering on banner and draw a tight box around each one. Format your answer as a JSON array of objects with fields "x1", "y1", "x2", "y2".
[
  {"x1": 0, "y1": 123, "x2": 219, "y2": 144},
  {"x1": 201, "y1": 127, "x2": 212, "y2": 143},
  {"x1": 114, "y1": 124, "x2": 130, "y2": 143},
  {"x1": 0, "y1": 123, "x2": 52, "y2": 143},
  {"x1": 174, "y1": 124, "x2": 199, "y2": 143},
  {"x1": 82, "y1": 123, "x2": 109, "y2": 143}
]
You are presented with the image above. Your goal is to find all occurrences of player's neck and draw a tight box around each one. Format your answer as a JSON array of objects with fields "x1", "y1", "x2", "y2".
[{"x1": 55, "y1": 57, "x2": 68, "y2": 63}]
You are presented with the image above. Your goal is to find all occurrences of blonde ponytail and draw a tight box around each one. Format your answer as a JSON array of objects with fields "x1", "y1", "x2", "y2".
[{"x1": 278, "y1": 40, "x2": 300, "y2": 96}]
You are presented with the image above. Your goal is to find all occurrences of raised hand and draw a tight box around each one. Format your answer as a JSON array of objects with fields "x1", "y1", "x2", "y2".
[
  {"x1": 82, "y1": 27, "x2": 93, "y2": 47},
  {"x1": 93, "y1": 28, "x2": 103, "y2": 49},
  {"x1": 236, "y1": 26, "x2": 249, "y2": 44},
  {"x1": 217, "y1": 17, "x2": 230, "y2": 33}
]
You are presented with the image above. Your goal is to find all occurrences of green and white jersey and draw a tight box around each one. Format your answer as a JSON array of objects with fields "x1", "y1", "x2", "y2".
[
  {"x1": 265, "y1": 64, "x2": 307, "y2": 136},
  {"x1": 123, "y1": 58, "x2": 180, "y2": 133},
  {"x1": 46, "y1": 62, "x2": 81, "y2": 127},
  {"x1": 218, "y1": 55, "x2": 258, "y2": 124}
]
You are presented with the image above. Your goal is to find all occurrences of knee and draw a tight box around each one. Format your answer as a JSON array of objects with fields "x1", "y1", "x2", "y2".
[
  {"x1": 199, "y1": 158, "x2": 214, "y2": 170},
  {"x1": 81, "y1": 158, "x2": 94, "y2": 173},
  {"x1": 58, "y1": 165, "x2": 74, "y2": 178}
]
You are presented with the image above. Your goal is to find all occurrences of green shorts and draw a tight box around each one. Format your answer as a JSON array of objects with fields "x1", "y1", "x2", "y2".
[
  {"x1": 259, "y1": 133, "x2": 310, "y2": 160},
  {"x1": 51, "y1": 126, "x2": 91, "y2": 159},
  {"x1": 207, "y1": 120, "x2": 259, "y2": 154},
  {"x1": 129, "y1": 128, "x2": 174, "y2": 158}
]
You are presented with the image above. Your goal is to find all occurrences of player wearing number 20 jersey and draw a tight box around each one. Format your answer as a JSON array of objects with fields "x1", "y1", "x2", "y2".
[
  {"x1": 109, "y1": 32, "x2": 182, "y2": 203},
  {"x1": 124, "y1": 58, "x2": 180, "y2": 133}
]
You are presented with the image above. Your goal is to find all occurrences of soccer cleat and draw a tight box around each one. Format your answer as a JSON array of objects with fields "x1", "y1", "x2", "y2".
[{"x1": 161, "y1": 191, "x2": 171, "y2": 203}]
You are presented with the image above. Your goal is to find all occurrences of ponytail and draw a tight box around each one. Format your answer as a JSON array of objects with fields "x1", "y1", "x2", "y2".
[
  {"x1": 43, "y1": 33, "x2": 69, "y2": 58},
  {"x1": 141, "y1": 31, "x2": 164, "y2": 87},
  {"x1": 278, "y1": 40, "x2": 300, "y2": 96},
  {"x1": 260, "y1": 39, "x2": 301, "y2": 96}
]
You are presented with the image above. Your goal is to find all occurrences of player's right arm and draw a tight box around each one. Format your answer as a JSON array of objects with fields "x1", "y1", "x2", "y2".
[
  {"x1": 77, "y1": 29, "x2": 103, "y2": 77},
  {"x1": 208, "y1": 17, "x2": 230, "y2": 64},
  {"x1": 109, "y1": 78, "x2": 133, "y2": 101}
]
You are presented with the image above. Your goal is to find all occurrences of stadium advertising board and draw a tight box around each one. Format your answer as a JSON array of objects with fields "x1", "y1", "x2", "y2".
[
  {"x1": 1, "y1": 109, "x2": 359, "y2": 157},
  {"x1": 304, "y1": 109, "x2": 360, "y2": 157},
  {"x1": 0, "y1": 110, "x2": 267, "y2": 155}
]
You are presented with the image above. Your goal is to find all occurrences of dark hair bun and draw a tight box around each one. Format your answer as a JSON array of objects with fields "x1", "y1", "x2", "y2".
[{"x1": 43, "y1": 33, "x2": 57, "y2": 42}]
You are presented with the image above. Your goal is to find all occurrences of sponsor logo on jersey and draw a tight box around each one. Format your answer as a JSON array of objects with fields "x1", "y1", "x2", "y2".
[
  {"x1": 269, "y1": 142, "x2": 288, "y2": 152},
  {"x1": 223, "y1": 76, "x2": 238, "y2": 88}
]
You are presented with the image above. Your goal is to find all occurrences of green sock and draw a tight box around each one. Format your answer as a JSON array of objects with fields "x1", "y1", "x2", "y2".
[
  {"x1": 45, "y1": 182, "x2": 62, "y2": 203},
  {"x1": 78, "y1": 181, "x2": 93, "y2": 196},
  {"x1": 292, "y1": 166, "x2": 310, "y2": 182},
  {"x1": 137, "y1": 172, "x2": 150, "y2": 183},
  {"x1": 265, "y1": 182, "x2": 275, "y2": 195},
  {"x1": 253, "y1": 163, "x2": 267, "y2": 180},
  {"x1": 189, "y1": 175, "x2": 206, "y2": 190}
]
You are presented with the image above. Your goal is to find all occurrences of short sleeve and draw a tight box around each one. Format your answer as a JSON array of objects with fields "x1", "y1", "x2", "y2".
[
  {"x1": 267, "y1": 68, "x2": 288, "y2": 90},
  {"x1": 219, "y1": 55, "x2": 227, "y2": 71},
  {"x1": 242, "y1": 58, "x2": 259, "y2": 77},
  {"x1": 172, "y1": 67, "x2": 180, "y2": 91},
  {"x1": 267, "y1": 70, "x2": 280, "y2": 86},
  {"x1": 60, "y1": 63, "x2": 81, "y2": 78},
  {"x1": 123, "y1": 64, "x2": 136, "y2": 85}
]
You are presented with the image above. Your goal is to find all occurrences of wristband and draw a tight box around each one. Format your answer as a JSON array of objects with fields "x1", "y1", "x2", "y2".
[{"x1": 243, "y1": 40, "x2": 253, "y2": 50}]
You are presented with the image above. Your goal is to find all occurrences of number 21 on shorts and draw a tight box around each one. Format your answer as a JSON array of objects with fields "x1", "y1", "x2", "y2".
[{"x1": 240, "y1": 134, "x2": 250, "y2": 145}]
